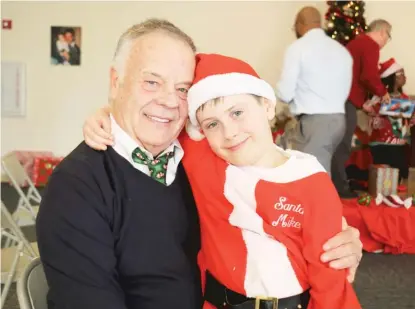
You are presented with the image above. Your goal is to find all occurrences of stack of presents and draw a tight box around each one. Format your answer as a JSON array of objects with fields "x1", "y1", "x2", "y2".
[{"x1": 343, "y1": 98, "x2": 415, "y2": 255}]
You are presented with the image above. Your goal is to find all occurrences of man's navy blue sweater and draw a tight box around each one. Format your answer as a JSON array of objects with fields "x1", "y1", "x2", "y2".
[{"x1": 36, "y1": 142, "x2": 202, "y2": 309}]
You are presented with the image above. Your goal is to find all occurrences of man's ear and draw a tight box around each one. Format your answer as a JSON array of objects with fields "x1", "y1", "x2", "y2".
[
  {"x1": 109, "y1": 67, "x2": 120, "y2": 101},
  {"x1": 263, "y1": 98, "x2": 276, "y2": 121}
]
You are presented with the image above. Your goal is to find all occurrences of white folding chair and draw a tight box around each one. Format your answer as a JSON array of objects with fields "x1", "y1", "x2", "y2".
[
  {"x1": 1, "y1": 201, "x2": 38, "y2": 309},
  {"x1": 1, "y1": 152, "x2": 41, "y2": 223},
  {"x1": 17, "y1": 258, "x2": 49, "y2": 309}
]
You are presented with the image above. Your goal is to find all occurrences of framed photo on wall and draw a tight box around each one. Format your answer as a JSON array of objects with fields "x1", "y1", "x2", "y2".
[
  {"x1": 51, "y1": 26, "x2": 82, "y2": 66},
  {"x1": 1, "y1": 61, "x2": 26, "y2": 117}
]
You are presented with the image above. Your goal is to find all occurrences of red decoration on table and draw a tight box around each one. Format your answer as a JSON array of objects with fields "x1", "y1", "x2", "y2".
[
  {"x1": 32, "y1": 156, "x2": 64, "y2": 186},
  {"x1": 357, "y1": 193, "x2": 371, "y2": 206}
]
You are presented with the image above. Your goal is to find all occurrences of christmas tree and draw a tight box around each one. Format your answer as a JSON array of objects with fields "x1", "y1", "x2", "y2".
[{"x1": 325, "y1": 1, "x2": 368, "y2": 46}]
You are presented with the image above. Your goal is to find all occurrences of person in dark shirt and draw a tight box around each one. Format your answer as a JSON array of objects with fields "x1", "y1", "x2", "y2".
[
  {"x1": 37, "y1": 19, "x2": 201, "y2": 309},
  {"x1": 331, "y1": 19, "x2": 392, "y2": 198},
  {"x1": 38, "y1": 18, "x2": 363, "y2": 309}
]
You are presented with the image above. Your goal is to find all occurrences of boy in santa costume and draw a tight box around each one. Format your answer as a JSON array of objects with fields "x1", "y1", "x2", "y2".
[{"x1": 83, "y1": 53, "x2": 361, "y2": 309}]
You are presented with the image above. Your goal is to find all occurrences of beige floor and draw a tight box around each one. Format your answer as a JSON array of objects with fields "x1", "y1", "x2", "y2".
[{"x1": 1, "y1": 242, "x2": 39, "y2": 284}]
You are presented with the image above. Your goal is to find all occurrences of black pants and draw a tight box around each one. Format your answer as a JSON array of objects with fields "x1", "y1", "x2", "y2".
[
  {"x1": 370, "y1": 144, "x2": 409, "y2": 180},
  {"x1": 332, "y1": 100, "x2": 357, "y2": 193}
]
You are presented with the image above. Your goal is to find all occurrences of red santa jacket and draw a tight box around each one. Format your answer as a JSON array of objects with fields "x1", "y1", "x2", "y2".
[
  {"x1": 346, "y1": 34, "x2": 387, "y2": 108},
  {"x1": 179, "y1": 131, "x2": 361, "y2": 309}
]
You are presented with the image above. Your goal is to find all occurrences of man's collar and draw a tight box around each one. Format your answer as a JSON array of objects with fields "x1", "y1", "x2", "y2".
[
  {"x1": 110, "y1": 114, "x2": 183, "y2": 163},
  {"x1": 303, "y1": 28, "x2": 324, "y2": 37}
]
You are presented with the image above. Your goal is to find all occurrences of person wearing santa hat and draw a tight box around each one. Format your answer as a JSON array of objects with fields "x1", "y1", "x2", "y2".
[
  {"x1": 366, "y1": 58, "x2": 412, "y2": 181},
  {"x1": 83, "y1": 53, "x2": 361, "y2": 309},
  {"x1": 378, "y1": 58, "x2": 408, "y2": 99}
]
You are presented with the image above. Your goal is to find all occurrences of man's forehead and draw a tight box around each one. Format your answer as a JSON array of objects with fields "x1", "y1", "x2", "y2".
[{"x1": 128, "y1": 34, "x2": 195, "y2": 82}]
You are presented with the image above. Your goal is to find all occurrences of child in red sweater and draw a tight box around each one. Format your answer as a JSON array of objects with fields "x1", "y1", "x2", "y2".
[
  {"x1": 83, "y1": 54, "x2": 361, "y2": 309},
  {"x1": 365, "y1": 58, "x2": 413, "y2": 180}
]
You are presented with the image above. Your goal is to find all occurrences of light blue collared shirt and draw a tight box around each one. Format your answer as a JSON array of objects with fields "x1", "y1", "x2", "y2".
[{"x1": 276, "y1": 28, "x2": 353, "y2": 116}]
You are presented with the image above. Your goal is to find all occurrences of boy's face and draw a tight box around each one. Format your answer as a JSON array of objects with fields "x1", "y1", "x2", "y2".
[{"x1": 196, "y1": 94, "x2": 275, "y2": 166}]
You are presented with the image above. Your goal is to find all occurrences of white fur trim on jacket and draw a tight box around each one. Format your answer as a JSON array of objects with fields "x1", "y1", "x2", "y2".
[
  {"x1": 381, "y1": 62, "x2": 403, "y2": 78},
  {"x1": 187, "y1": 73, "x2": 277, "y2": 127}
]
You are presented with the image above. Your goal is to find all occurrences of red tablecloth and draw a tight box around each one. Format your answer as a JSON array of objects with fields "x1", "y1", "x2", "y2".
[{"x1": 343, "y1": 198, "x2": 415, "y2": 254}]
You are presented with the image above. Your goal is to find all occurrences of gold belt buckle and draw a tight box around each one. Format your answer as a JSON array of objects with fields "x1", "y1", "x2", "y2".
[{"x1": 255, "y1": 296, "x2": 278, "y2": 309}]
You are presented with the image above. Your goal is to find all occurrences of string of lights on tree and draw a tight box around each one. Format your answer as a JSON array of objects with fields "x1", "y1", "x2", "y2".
[{"x1": 325, "y1": 0, "x2": 368, "y2": 45}]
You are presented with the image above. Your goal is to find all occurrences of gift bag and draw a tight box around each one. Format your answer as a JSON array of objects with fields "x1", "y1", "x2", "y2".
[{"x1": 368, "y1": 164, "x2": 399, "y2": 196}]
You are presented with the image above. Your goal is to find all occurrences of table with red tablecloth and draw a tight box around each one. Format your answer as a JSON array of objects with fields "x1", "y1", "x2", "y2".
[
  {"x1": 274, "y1": 128, "x2": 415, "y2": 254},
  {"x1": 342, "y1": 198, "x2": 415, "y2": 254}
]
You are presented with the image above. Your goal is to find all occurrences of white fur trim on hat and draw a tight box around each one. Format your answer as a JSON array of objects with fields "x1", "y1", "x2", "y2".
[
  {"x1": 381, "y1": 62, "x2": 403, "y2": 78},
  {"x1": 187, "y1": 73, "x2": 277, "y2": 128},
  {"x1": 185, "y1": 119, "x2": 205, "y2": 141}
]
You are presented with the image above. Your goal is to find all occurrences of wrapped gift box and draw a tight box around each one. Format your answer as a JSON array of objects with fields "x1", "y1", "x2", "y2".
[
  {"x1": 368, "y1": 165, "x2": 399, "y2": 196},
  {"x1": 379, "y1": 98, "x2": 415, "y2": 118},
  {"x1": 32, "y1": 156, "x2": 64, "y2": 186}
]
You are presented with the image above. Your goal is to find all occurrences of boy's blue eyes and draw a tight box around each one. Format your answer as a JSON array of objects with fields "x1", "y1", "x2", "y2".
[
  {"x1": 205, "y1": 110, "x2": 244, "y2": 130},
  {"x1": 207, "y1": 122, "x2": 217, "y2": 129},
  {"x1": 232, "y1": 110, "x2": 243, "y2": 117}
]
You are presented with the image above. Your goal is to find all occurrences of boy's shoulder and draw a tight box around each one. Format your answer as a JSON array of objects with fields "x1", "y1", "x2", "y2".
[
  {"x1": 283, "y1": 148, "x2": 327, "y2": 180},
  {"x1": 233, "y1": 147, "x2": 327, "y2": 184}
]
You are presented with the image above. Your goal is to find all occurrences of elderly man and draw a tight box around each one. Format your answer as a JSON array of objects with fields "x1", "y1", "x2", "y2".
[
  {"x1": 276, "y1": 6, "x2": 353, "y2": 177},
  {"x1": 331, "y1": 19, "x2": 392, "y2": 198},
  {"x1": 38, "y1": 19, "x2": 362, "y2": 309}
]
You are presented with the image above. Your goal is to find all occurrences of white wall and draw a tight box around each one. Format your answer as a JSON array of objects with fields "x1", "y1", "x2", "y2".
[
  {"x1": 1, "y1": 1, "x2": 414, "y2": 158},
  {"x1": 364, "y1": 1, "x2": 415, "y2": 93}
]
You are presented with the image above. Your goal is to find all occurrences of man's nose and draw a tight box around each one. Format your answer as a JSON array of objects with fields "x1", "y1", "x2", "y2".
[{"x1": 158, "y1": 89, "x2": 179, "y2": 108}]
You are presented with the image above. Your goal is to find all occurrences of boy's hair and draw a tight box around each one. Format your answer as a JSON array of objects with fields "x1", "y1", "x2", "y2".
[
  {"x1": 196, "y1": 94, "x2": 263, "y2": 114},
  {"x1": 196, "y1": 94, "x2": 280, "y2": 132}
]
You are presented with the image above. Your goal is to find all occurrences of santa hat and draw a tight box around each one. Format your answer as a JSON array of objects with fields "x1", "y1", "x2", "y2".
[
  {"x1": 379, "y1": 58, "x2": 403, "y2": 78},
  {"x1": 186, "y1": 53, "x2": 277, "y2": 141}
]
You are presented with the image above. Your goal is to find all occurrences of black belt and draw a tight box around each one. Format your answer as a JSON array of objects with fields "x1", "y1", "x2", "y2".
[{"x1": 204, "y1": 271, "x2": 310, "y2": 309}]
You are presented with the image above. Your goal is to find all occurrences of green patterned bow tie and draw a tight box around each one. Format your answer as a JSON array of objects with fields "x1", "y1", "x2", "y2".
[{"x1": 131, "y1": 147, "x2": 175, "y2": 185}]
